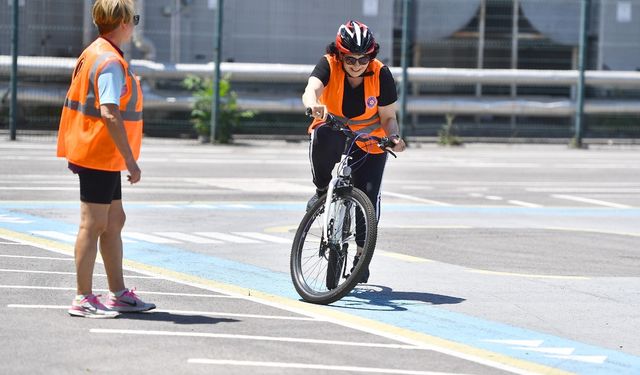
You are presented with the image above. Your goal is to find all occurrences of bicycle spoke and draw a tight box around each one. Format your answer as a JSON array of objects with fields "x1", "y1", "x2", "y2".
[
  {"x1": 290, "y1": 113, "x2": 381, "y2": 305},
  {"x1": 291, "y1": 188, "x2": 377, "y2": 304}
]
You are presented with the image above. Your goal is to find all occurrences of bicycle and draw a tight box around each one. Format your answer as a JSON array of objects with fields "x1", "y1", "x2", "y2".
[{"x1": 290, "y1": 109, "x2": 397, "y2": 305}]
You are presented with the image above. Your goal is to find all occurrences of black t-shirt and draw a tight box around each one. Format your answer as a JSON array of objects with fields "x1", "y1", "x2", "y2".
[{"x1": 310, "y1": 57, "x2": 398, "y2": 119}]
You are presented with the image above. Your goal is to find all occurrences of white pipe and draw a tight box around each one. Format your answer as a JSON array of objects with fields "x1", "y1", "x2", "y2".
[
  {"x1": 3, "y1": 56, "x2": 640, "y2": 88},
  {"x1": 4, "y1": 84, "x2": 640, "y2": 116}
]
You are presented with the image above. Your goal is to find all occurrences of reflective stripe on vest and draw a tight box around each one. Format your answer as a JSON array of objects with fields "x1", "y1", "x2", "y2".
[
  {"x1": 57, "y1": 38, "x2": 143, "y2": 171},
  {"x1": 63, "y1": 52, "x2": 142, "y2": 121},
  {"x1": 63, "y1": 98, "x2": 143, "y2": 121},
  {"x1": 331, "y1": 113, "x2": 381, "y2": 133}
]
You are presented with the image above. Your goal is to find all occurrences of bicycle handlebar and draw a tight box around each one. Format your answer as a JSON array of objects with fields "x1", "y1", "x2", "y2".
[{"x1": 305, "y1": 108, "x2": 397, "y2": 158}]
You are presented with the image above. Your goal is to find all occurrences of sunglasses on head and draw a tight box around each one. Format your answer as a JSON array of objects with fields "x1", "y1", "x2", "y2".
[
  {"x1": 133, "y1": 14, "x2": 140, "y2": 26},
  {"x1": 343, "y1": 55, "x2": 371, "y2": 65}
]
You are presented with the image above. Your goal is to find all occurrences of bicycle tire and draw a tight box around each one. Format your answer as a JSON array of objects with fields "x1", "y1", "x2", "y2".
[{"x1": 290, "y1": 188, "x2": 377, "y2": 304}]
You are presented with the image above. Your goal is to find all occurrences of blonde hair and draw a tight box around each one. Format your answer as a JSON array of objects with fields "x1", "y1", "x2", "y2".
[{"x1": 92, "y1": 0, "x2": 136, "y2": 35}]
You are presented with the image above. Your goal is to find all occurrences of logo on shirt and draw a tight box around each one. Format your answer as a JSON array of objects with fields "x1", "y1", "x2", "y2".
[{"x1": 366, "y1": 96, "x2": 377, "y2": 108}]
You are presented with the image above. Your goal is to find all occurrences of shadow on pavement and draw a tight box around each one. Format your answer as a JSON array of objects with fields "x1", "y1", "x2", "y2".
[
  {"x1": 118, "y1": 311, "x2": 240, "y2": 325},
  {"x1": 334, "y1": 285, "x2": 465, "y2": 311}
]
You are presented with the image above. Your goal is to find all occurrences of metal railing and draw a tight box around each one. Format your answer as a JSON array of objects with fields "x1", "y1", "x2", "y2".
[{"x1": 2, "y1": 55, "x2": 640, "y2": 116}]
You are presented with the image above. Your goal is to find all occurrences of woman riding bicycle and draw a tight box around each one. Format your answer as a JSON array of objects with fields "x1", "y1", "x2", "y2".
[{"x1": 302, "y1": 20, "x2": 406, "y2": 283}]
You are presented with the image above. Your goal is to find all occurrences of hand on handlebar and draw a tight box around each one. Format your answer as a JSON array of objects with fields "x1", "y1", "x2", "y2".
[
  {"x1": 376, "y1": 135, "x2": 405, "y2": 158},
  {"x1": 305, "y1": 105, "x2": 328, "y2": 121},
  {"x1": 305, "y1": 108, "x2": 403, "y2": 156},
  {"x1": 387, "y1": 136, "x2": 406, "y2": 153}
]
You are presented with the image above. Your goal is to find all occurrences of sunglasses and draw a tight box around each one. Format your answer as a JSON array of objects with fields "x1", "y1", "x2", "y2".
[
  {"x1": 133, "y1": 14, "x2": 140, "y2": 26},
  {"x1": 343, "y1": 55, "x2": 371, "y2": 66}
]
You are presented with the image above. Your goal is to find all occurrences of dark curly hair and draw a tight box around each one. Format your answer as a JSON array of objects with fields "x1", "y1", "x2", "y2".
[{"x1": 325, "y1": 42, "x2": 380, "y2": 60}]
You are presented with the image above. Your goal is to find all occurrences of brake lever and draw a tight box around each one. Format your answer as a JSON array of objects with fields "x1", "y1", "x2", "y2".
[
  {"x1": 306, "y1": 108, "x2": 342, "y2": 131},
  {"x1": 379, "y1": 137, "x2": 397, "y2": 158}
]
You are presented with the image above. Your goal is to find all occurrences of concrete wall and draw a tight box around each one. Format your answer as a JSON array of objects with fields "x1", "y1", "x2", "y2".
[
  {"x1": 135, "y1": 0, "x2": 394, "y2": 64},
  {"x1": 2, "y1": 0, "x2": 638, "y2": 71},
  {"x1": 0, "y1": 0, "x2": 83, "y2": 57},
  {"x1": 598, "y1": 0, "x2": 640, "y2": 70}
]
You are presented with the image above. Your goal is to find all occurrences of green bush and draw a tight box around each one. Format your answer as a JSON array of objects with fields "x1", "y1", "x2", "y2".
[
  {"x1": 438, "y1": 114, "x2": 463, "y2": 146},
  {"x1": 183, "y1": 74, "x2": 254, "y2": 143}
]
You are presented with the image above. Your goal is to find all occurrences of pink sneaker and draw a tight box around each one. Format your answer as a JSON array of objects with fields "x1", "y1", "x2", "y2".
[
  {"x1": 68, "y1": 294, "x2": 120, "y2": 319},
  {"x1": 105, "y1": 288, "x2": 156, "y2": 312}
]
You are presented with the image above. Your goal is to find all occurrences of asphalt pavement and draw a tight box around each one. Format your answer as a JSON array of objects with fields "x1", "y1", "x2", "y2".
[{"x1": 1, "y1": 137, "x2": 639, "y2": 374}]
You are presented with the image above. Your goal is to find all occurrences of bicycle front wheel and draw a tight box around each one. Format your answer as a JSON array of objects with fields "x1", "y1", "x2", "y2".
[{"x1": 290, "y1": 188, "x2": 377, "y2": 305}]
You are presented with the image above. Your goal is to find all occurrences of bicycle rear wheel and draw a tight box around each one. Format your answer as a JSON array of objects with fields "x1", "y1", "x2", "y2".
[{"x1": 290, "y1": 188, "x2": 377, "y2": 304}]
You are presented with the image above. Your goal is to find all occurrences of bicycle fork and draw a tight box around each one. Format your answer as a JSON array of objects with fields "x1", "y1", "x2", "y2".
[{"x1": 322, "y1": 154, "x2": 351, "y2": 244}]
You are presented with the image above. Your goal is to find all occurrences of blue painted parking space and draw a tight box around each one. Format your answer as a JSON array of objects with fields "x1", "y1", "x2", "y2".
[{"x1": 2, "y1": 204, "x2": 639, "y2": 374}]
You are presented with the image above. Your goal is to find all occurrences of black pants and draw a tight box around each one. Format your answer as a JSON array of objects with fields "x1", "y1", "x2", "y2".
[{"x1": 309, "y1": 125, "x2": 387, "y2": 222}]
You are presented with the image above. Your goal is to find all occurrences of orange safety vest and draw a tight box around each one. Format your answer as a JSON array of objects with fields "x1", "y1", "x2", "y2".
[
  {"x1": 57, "y1": 38, "x2": 143, "y2": 171},
  {"x1": 308, "y1": 54, "x2": 386, "y2": 154}
]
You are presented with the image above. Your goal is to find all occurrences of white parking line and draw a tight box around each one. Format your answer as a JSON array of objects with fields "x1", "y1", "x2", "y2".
[
  {"x1": 508, "y1": 200, "x2": 543, "y2": 208},
  {"x1": 527, "y1": 187, "x2": 640, "y2": 193},
  {"x1": 0, "y1": 254, "x2": 73, "y2": 261},
  {"x1": 123, "y1": 232, "x2": 180, "y2": 243},
  {"x1": 125, "y1": 291, "x2": 240, "y2": 298},
  {"x1": 194, "y1": 232, "x2": 261, "y2": 244},
  {"x1": 32, "y1": 231, "x2": 135, "y2": 244},
  {"x1": 383, "y1": 191, "x2": 451, "y2": 206},
  {"x1": 0, "y1": 285, "x2": 240, "y2": 298},
  {"x1": 400, "y1": 185, "x2": 435, "y2": 191},
  {"x1": 0, "y1": 268, "x2": 158, "y2": 279},
  {"x1": 157, "y1": 309, "x2": 314, "y2": 321},
  {"x1": 187, "y1": 204, "x2": 218, "y2": 209},
  {"x1": 545, "y1": 227, "x2": 640, "y2": 238},
  {"x1": 377, "y1": 251, "x2": 431, "y2": 263},
  {"x1": 0, "y1": 285, "x2": 78, "y2": 291},
  {"x1": 90, "y1": 328, "x2": 426, "y2": 350},
  {"x1": 468, "y1": 194, "x2": 543, "y2": 207},
  {"x1": 485, "y1": 196, "x2": 503, "y2": 201},
  {"x1": 7, "y1": 305, "x2": 315, "y2": 321},
  {"x1": 231, "y1": 232, "x2": 291, "y2": 244},
  {"x1": 0, "y1": 214, "x2": 32, "y2": 224},
  {"x1": 26, "y1": 230, "x2": 292, "y2": 245},
  {"x1": 32, "y1": 231, "x2": 77, "y2": 243},
  {"x1": 551, "y1": 194, "x2": 632, "y2": 208},
  {"x1": 153, "y1": 232, "x2": 222, "y2": 244},
  {"x1": 187, "y1": 359, "x2": 468, "y2": 375},
  {"x1": 0, "y1": 187, "x2": 76, "y2": 191},
  {"x1": 151, "y1": 204, "x2": 179, "y2": 208},
  {"x1": 226, "y1": 204, "x2": 254, "y2": 209}
]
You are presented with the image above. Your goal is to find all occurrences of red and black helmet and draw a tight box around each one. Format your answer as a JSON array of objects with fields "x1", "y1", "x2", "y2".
[{"x1": 335, "y1": 20, "x2": 376, "y2": 55}]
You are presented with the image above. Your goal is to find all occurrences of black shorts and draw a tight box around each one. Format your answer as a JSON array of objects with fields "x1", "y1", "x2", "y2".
[{"x1": 78, "y1": 169, "x2": 122, "y2": 204}]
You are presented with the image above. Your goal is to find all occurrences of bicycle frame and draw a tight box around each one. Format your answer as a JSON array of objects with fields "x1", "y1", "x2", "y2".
[
  {"x1": 311, "y1": 111, "x2": 395, "y2": 248},
  {"x1": 321, "y1": 148, "x2": 352, "y2": 245},
  {"x1": 291, "y1": 109, "x2": 398, "y2": 304}
]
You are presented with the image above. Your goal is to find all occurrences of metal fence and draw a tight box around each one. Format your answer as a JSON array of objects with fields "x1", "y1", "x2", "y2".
[{"x1": 2, "y1": 0, "x2": 640, "y2": 143}]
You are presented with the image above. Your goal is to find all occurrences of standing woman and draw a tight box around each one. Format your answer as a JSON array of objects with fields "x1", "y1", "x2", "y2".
[
  {"x1": 58, "y1": 0, "x2": 154, "y2": 318},
  {"x1": 302, "y1": 20, "x2": 407, "y2": 283}
]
